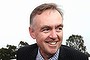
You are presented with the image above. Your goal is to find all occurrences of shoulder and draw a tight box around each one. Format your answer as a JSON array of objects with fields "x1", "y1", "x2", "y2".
[
  {"x1": 59, "y1": 45, "x2": 88, "y2": 60},
  {"x1": 60, "y1": 45, "x2": 87, "y2": 56},
  {"x1": 18, "y1": 43, "x2": 38, "y2": 52},
  {"x1": 61, "y1": 45, "x2": 85, "y2": 55},
  {"x1": 17, "y1": 43, "x2": 38, "y2": 60}
]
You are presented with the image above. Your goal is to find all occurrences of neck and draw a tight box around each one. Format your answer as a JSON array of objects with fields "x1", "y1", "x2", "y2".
[{"x1": 40, "y1": 50, "x2": 55, "y2": 60}]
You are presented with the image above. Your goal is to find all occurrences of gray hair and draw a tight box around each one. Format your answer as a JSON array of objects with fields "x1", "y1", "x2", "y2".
[{"x1": 30, "y1": 3, "x2": 63, "y2": 25}]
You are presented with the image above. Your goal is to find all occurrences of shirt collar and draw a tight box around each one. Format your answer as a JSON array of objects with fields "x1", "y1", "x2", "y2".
[{"x1": 36, "y1": 48, "x2": 59, "y2": 60}]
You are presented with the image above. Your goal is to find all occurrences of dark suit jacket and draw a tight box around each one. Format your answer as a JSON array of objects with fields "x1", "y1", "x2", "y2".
[{"x1": 17, "y1": 43, "x2": 88, "y2": 60}]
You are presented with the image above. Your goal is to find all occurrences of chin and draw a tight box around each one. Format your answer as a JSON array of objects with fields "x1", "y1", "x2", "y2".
[{"x1": 48, "y1": 48, "x2": 58, "y2": 55}]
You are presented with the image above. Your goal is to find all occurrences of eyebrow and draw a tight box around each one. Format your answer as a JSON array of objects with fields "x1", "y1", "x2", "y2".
[
  {"x1": 56, "y1": 24, "x2": 63, "y2": 28},
  {"x1": 41, "y1": 25, "x2": 51, "y2": 30},
  {"x1": 40, "y1": 24, "x2": 63, "y2": 30}
]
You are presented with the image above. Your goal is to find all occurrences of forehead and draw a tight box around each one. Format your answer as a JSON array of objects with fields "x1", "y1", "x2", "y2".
[
  {"x1": 34, "y1": 10, "x2": 62, "y2": 19},
  {"x1": 33, "y1": 10, "x2": 63, "y2": 27}
]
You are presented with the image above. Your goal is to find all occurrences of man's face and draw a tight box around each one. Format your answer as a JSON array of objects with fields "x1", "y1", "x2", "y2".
[{"x1": 30, "y1": 10, "x2": 63, "y2": 55}]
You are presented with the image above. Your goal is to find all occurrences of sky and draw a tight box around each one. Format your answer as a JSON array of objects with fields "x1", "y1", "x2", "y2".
[{"x1": 0, "y1": 0, "x2": 90, "y2": 53}]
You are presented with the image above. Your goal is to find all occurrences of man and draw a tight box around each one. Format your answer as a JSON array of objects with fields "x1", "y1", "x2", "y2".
[{"x1": 17, "y1": 3, "x2": 88, "y2": 60}]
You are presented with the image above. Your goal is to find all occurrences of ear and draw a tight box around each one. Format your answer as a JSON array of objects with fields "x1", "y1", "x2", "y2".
[{"x1": 29, "y1": 27, "x2": 36, "y2": 39}]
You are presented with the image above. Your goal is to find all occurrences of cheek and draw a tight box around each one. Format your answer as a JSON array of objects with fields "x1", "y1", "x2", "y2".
[
  {"x1": 60, "y1": 31, "x2": 63, "y2": 36},
  {"x1": 35, "y1": 33, "x2": 49, "y2": 48},
  {"x1": 35, "y1": 32, "x2": 49, "y2": 42},
  {"x1": 58, "y1": 32, "x2": 63, "y2": 40}
]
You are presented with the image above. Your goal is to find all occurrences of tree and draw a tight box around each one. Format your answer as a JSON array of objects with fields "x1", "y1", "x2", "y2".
[
  {"x1": 0, "y1": 48, "x2": 10, "y2": 60},
  {"x1": 6, "y1": 45, "x2": 17, "y2": 59},
  {"x1": 0, "y1": 41, "x2": 29, "y2": 60},
  {"x1": 66, "y1": 34, "x2": 90, "y2": 56},
  {"x1": 0, "y1": 45, "x2": 17, "y2": 60},
  {"x1": 18, "y1": 41, "x2": 29, "y2": 48}
]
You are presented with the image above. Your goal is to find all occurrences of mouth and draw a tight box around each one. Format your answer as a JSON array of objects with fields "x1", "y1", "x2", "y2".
[
  {"x1": 45, "y1": 41, "x2": 58, "y2": 49},
  {"x1": 45, "y1": 41, "x2": 58, "y2": 45},
  {"x1": 49, "y1": 41, "x2": 57, "y2": 45}
]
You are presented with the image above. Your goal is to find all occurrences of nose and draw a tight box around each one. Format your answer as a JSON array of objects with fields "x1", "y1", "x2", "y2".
[{"x1": 49, "y1": 29, "x2": 57, "y2": 40}]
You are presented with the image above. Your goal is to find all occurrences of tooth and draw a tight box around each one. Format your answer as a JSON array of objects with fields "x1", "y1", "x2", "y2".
[{"x1": 50, "y1": 42, "x2": 56, "y2": 45}]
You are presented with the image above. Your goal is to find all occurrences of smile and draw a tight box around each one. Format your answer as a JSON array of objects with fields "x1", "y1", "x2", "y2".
[
  {"x1": 45, "y1": 41, "x2": 58, "y2": 45},
  {"x1": 49, "y1": 42, "x2": 57, "y2": 45}
]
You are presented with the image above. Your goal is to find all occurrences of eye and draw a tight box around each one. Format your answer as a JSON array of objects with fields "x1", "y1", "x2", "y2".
[
  {"x1": 59, "y1": 27, "x2": 63, "y2": 30},
  {"x1": 42, "y1": 28, "x2": 50, "y2": 33},
  {"x1": 56, "y1": 27, "x2": 63, "y2": 32}
]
